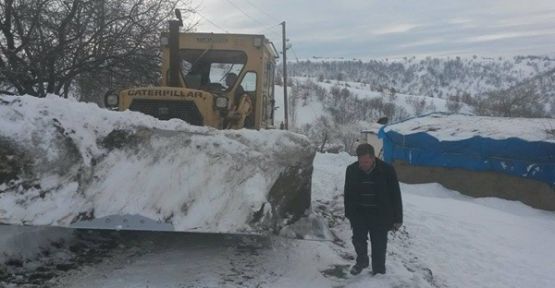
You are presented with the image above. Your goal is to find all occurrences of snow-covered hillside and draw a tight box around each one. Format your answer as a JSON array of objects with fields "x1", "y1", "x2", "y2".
[
  {"x1": 2, "y1": 152, "x2": 554, "y2": 288},
  {"x1": 289, "y1": 56, "x2": 555, "y2": 99},
  {"x1": 299, "y1": 77, "x2": 472, "y2": 121}
]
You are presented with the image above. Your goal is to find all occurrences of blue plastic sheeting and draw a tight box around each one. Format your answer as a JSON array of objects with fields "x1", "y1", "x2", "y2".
[{"x1": 379, "y1": 129, "x2": 555, "y2": 186}]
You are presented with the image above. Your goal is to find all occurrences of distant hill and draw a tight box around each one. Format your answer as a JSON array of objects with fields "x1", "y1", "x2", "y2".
[{"x1": 287, "y1": 55, "x2": 555, "y2": 117}]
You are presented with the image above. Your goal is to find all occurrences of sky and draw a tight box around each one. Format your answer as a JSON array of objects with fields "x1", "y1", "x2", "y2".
[{"x1": 189, "y1": 0, "x2": 555, "y2": 60}]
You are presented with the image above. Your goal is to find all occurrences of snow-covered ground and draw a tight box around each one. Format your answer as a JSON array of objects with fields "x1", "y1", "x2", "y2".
[{"x1": 2, "y1": 152, "x2": 554, "y2": 287}]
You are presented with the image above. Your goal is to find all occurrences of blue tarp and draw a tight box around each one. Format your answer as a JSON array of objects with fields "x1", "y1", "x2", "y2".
[{"x1": 379, "y1": 126, "x2": 555, "y2": 186}]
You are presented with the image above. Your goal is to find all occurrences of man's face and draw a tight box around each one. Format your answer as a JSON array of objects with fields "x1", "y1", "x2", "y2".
[
  {"x1": 358, "y1": 154, "x2": 375, "y2": 172},
  {"x1": 225, "y1": 75, "x2": 236, "y2": 87}
]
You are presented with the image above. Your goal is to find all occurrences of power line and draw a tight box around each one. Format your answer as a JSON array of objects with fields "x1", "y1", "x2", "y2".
[
  {"x1": 194, "y1": 2, "x2": 293, "y2": 61},
  {"x1": 241, "y1": 0, "x2": 281, "y2": 23},
  {"x1": 233, "y1": 0, "x2": 283, "y2": 48},
  {"x1": 290, "y1": 45, "x2": 300, "y2": 62},
  {"x1": 195, "y1": 1, "x2": 284, "y2": 46},
  {"x1": 260, "y1": 23, "x2": 282, "y2": 34},
  {"x1": 224, "y1": 0, "x2": 267, "y2": 28},
  {"x1": 194, "y1": 11, "x2": 229, "y2": 33},
  {"x1": 260, "y1": 24, "x2": 282, "y2": 44}
]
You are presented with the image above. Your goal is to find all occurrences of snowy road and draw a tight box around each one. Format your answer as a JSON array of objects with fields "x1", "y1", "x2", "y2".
[
  {"x1": 51, "y1": 232, "x2": 286, "y2": 288},
  {"x1": 46, "y1": 227, "x2": 434, "y2": 288},
  {"x1": 2, "y1": 152, "x2": 555, "y2": 288}
]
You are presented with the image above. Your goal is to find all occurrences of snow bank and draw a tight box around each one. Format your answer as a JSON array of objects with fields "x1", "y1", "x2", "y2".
[{"x1": 0, "y1": 95, "x2": 315, "y2": 234}]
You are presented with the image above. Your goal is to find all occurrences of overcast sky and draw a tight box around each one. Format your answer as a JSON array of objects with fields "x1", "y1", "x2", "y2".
[{"x1": 189, "y1": 0, "x2": 555, "y2": 59}]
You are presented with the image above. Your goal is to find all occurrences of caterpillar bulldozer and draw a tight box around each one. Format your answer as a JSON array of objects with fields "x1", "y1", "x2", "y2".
[
  {"x1": 98, "y1": 16, "x2": 316, "y2": 235},
  {"x1": 104, "y1": 15, "x2": 279, "y2": 130},
  {"x1": 0, "y1": 11, "x2": 321, "y2": 238}
]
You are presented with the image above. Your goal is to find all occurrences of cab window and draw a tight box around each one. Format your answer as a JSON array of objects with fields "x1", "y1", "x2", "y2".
[
  {"x1": 179, "y1": 49, "x2": 247, "y2": 91},
  {"x1": 241, "y1": 72, "x2": 257, "y2": 92}
]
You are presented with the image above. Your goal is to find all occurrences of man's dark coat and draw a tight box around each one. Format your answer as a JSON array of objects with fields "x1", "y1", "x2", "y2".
[{"x1": 344, "y1": 158, "x2": 403, "y2": 229}]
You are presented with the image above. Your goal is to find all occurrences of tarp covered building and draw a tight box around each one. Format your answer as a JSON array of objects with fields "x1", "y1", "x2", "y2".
[{"x1": 379, "y1": 113, "x2": 555, "y2": 210}]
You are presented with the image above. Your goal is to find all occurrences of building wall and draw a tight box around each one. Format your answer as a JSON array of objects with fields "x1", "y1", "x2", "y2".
[
  {"x1": 361, "y1": 132, "x2": 384, "y2": 159},
  {"x1": 393, "y1": 160, "x2": 555, "y2": 211}
]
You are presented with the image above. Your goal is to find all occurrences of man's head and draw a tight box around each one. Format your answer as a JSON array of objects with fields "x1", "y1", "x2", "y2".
[
  {"x1": 356, "y1": 143, "x2": 376, "y2": 172},
  {"x1": 225, "y1": 73, "x2": 238, "y2": 87}
]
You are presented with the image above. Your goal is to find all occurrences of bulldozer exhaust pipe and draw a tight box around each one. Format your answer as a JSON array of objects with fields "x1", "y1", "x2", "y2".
[{"x1": 168, "y1": 19, "x2": 182, "y2": 87}]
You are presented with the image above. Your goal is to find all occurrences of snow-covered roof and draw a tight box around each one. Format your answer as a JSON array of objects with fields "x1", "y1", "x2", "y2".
[
  {"x1": 383, "y1": 113, "x2": 555, "y2": 143},
  {"x1": 361, "y1": 123, "x2": 384, "y2": 134}
]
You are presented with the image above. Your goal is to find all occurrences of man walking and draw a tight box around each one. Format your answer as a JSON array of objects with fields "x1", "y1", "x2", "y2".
[{"x1": 344, "y1": 143, "x2": 403, "y2": 275}]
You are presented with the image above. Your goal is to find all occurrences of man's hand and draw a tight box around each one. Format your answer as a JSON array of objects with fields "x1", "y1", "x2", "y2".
[{"x1": 392, "y1": 223, "x2": 402, "y2": 231}]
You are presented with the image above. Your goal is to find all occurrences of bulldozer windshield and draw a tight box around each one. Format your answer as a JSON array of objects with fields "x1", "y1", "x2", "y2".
[{"x1": 180, "y1": 49, "x2": 247, "y2": 92}]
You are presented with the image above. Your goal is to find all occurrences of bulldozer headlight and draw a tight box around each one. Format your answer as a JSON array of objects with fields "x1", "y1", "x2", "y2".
[
  {"x1": 105, "y1": 94, "x2": 119, "y2": 109},
  {"x1": 215, "y1": 96, "x2": 228, "y2": 109}
]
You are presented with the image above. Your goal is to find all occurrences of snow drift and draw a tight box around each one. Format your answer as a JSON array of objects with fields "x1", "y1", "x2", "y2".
[{"x1": 0, "y1": 95, "x2": 315, "y2": 234}]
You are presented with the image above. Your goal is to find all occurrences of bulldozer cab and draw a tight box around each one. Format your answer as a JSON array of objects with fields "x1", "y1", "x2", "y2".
[{"x1": 114, "y1": 23, "x2": 279, "y2": 130}]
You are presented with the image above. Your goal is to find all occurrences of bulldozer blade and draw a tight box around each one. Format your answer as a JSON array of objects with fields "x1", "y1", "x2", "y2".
[{"x1": 0, "y1": 96, "x2": 315, "y2": 235}]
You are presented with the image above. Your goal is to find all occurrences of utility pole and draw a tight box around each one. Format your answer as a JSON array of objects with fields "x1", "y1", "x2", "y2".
[{"x1": 281, "y1": 21, "x2": 288, "y2": 130}]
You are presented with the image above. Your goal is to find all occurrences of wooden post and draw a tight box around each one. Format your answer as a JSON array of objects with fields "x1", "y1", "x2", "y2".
[{"x1": 281, "y1": 21, "x2": 288, "y2": 130}]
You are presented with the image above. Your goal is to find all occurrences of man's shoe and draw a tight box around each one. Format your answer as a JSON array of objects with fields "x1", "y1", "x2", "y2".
[
  {"x1": 350, "y1": 263, "x2": 368, "y2": 275},
  {"x1": 350, "y1": 264, "x2": 363, "y2": 275}
]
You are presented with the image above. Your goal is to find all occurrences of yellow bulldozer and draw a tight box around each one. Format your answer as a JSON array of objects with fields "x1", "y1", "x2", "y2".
[
  {"x1": 105, "y1": 15, "x2": 279, "y2": 130},
  {"x1": 0, "y1": 11, "x2": 320, "y2": 237},
  {"x1": 95, "y1": 16, "x2": 317, "y2": 235}
]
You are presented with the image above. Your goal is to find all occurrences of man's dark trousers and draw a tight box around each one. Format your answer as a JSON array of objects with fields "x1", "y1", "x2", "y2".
[{"x1": 350, "y1": 210, "x2": 388, "y2": 274}]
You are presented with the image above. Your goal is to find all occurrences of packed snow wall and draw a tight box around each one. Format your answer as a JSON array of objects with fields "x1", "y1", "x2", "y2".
[{"x1": 0, "y1": 95, "x2": 315, "y2": 234}]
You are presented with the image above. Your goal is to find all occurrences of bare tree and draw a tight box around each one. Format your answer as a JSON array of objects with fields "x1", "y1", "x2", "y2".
[
  {"x1": 485, "y1": 86, "x2": 546, "y2": 117},
  {"x1": 446, "y1": 94, "x2": 463, "y2": 113},
  {"x1": 289, "y1": 82, "x2": 299, "y2": 127},
  {"x1": 0, "y1": 0, "x2": 196, "y2": 99},
  {"x1": 406, "y1": 96, "x2": 426, "y2": 116}
]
